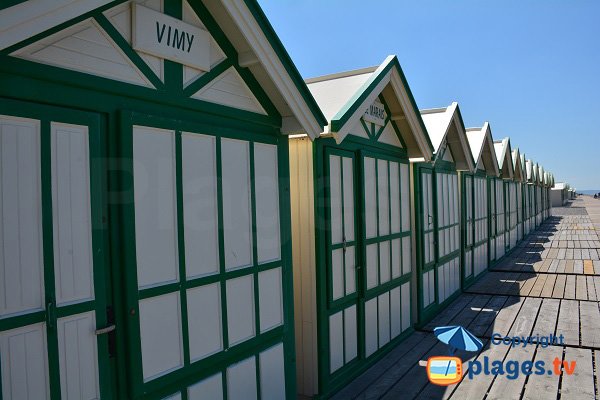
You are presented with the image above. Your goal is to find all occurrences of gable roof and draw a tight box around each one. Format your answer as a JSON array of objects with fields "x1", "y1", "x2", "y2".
[
  {"x1": 306, "y1": 55, "x2": 434, "y2": 159},
  {"x1": 512, "y1": 148, "x2": 525, "y2": 182},
  {"x1": 465, "y1": 122, "x2": 499, "y2": 176},
  {"x1": 493, "y1": 137, "x2": 514, "y2": 179},
  {"x1": 0, "y1": 0, "x2": 327, "y2": 138},
  {"x1": 419, "y1": 102, "x2": 475, "y2": 171}
]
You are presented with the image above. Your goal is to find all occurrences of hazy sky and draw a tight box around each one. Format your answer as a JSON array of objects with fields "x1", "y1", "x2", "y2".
[{"x1": 258, "y1": 0, "x2": 600, "y2": 189}]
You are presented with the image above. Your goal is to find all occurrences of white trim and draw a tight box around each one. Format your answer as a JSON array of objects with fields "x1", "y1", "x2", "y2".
[
  {"x1": 0, "y1": 0, "x2": 110, "y2": 50},
  {"x1": 219, "y1": 0, "x2": 323, "y2": 139}
]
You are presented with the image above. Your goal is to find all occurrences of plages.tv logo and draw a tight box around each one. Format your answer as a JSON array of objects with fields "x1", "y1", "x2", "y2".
[{"x1": 421, "y1": 326, "x2": 483, "y2": 386}]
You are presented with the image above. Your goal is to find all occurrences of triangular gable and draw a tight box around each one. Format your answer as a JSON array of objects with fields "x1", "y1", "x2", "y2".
[
  {"x1": 465, "y1": 122, "x2": 499, "y2": 176},
  {"x1": 1, "y1": 0, "x2": 327, "y2": 138},
  {"x1": 420, "y1": 102, "x2": 475, "y2": 172},
  {"x1": 520, "y1": 153, "x2": 527, "y2": 181},
  {"x1": 306, "y1": 55, "x2": 433, "y2": 159},
  {"x1": 512, "y1": 148, "x2": 524, "y2": 182},
  {"x1": 493, "y1": 138, "x2": 514, "y2": 179},
  {"x1": 526, "y1": 159, "x2": 534, "y2": 183}
]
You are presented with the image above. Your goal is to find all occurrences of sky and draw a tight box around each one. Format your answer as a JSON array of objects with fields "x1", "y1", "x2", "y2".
[{"x1": 258, "y1": 0, "x2": 600, "y2": 190}]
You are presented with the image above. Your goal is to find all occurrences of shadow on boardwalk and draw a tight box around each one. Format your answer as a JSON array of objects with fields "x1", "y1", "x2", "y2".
[{"x1": 332, "y1": 197, "x2": 600, "y2": 400}]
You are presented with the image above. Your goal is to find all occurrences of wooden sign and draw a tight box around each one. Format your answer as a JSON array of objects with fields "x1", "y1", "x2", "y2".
[
  {"x1": 363, "y1": 100, "x2": 386, "y2": 126},
  {"x1": 132, "y1": 4, "x2": 211, "y2": 71}
]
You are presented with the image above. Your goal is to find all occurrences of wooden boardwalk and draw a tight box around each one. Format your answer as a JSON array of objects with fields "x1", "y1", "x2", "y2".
[{"x1": 333, "y1": 196, "x2": 600, "y2": 400}]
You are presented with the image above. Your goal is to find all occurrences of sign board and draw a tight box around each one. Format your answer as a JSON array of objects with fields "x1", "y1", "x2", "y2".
[
  {"x1": 132, "y1": 4, "x2": 211, "y2": 71},
  {"x1": 363, "y1": 100, "x2": 386, "y2": 126}
]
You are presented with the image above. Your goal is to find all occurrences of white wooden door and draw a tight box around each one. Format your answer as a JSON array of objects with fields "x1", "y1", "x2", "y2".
[{"x1": 0, "y1": 110, "x2": 111, "y2": 400}]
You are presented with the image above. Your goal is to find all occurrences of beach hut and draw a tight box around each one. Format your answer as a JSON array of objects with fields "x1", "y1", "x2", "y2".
[
  {"x1": 0, "y1": 1, "x2": 327, "y2": 398},
  {"x1": 551, "y1": 182, "x2": 569, "y2": 207},
  {"x1": 415, "y1": 102, "x2": 475, "y2": 323},
  {"x1": 289, "y1": 56, "x2": 433, "y2": 397},
  {"x1": 491, "y1": 138, "x2": 514, "y2": 262},
  {"x1": 462, "y1": 123, "x2": 499, "y2": 287},
  {"x1": 511, "y1": 148, "x2": 526, "y2": 244}
]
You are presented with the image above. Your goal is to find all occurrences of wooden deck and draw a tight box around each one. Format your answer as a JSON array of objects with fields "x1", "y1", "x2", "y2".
[{"x1": 332, "y1": 196, "x2": 600, "y2": 400}]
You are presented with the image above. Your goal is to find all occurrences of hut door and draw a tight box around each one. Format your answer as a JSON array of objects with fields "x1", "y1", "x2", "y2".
[
  {"x1": 463, "y1": 175, "x2": 474, "y2": 281},
  {"x1": 419, "y1": 170, "x2": 436, "y2": 309},
  {"x1": 0, "y1": 107, "x2": 113, "y2": 399},
  {"x1": 325, "y1": 149, "x2": 359, "y2": 374},
  {"x1": 495, "y1": 180, "x2": 506, "y2": 259}
]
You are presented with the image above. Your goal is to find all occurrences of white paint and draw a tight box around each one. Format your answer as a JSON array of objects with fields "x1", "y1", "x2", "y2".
[
  {"x1": 390, "y1": 287, "x2": 401, "y2": 338},
  {"x1": 364, "y1": 298, "x2": 378, "y2": 357},
  {"x1": 221, "y1": 139, "x2": 253, "y2": 270},
  {"x1": 51, "y1": 123, "x2": 94, "y2": 305},
  {"x1": 329, "y1": 311, "x2": 343, "y2": 372},
  {"x1": 342, "y1": 157, "x2": 355, "y2": 241},
  {"x1": 192, "y1": 67, "x2": 266, "y2": 114},
  {"x1": 259, "y1": 343, "x2": 286, "y2": 399},
  {"x1": 139, "y1": 293, "x2": 183, "y2": 381},
  {"x1": 378, "y1": 292, "x2": 390, "y2": 347},
  {"x1": 0, "y1": 0, "x2": 110, "y2": 50},
  {"x1": 377, "y1": 122, "x2": 402, "y2": 147},
  {"x1": 364, "y1": 157, "x2": 377, "y2": 238},
  {"x1": 254, "y1": 143, "x2": 281, "y2": 263},
  {"x1": 227, "y1": 356, "x2": 257, "y2": 400},
  {"x1": 226, "y1": 275, "x2": 255, "y2": 345},
  {"x1": 377, "y1": 159, "x2": 389, "y2": 235},
  {"x1": 259, "y1": 267, "x2": 283, "y2": 332},
  {"x1": 13, "y1": 19, "x2": 154, "y2": 87},
  {"x1": 344, "y1": 246, "x2": 356, "y2": 295},
  {"x1": 391, "y1": 238, "x2": 401, "y2": 279},
  {"x1": 379, "y1": 241, "x2": 390, "y2": 284},
  {"x1": 344, "y1": 305, "x2": 357, "y2": 362},
  {"x1": 0, "y1": 323, "x2": 49, "y2": 399},
  {"x1": 329, "y1": 155, "x2": 342, "y2": 244},
  {"x1": 366, "y1": 244, "x2": 378, "y2": 289},
  {"x1": 133, "y1": 126, "x2": 179, "y2": 288},
  {"x1": 390, "y1": 162, "x2": 400, "y2": 233},
  {"x1": 182, "y1": 133, "x2": 219, "y2": 278},
  {"x1": 57, "y1": 312, "x2": 100, "y2": 399},
  {"x1": 0, "y1": 116, "x2": 44, "y2": 317},
  {"x1": 363, "y1": 99, "x2": 386, "y2": 126},
  {"x1": 187, "y1": 283, "x2": 222, "y2": 362},
  {"x1": 331, "y1": 249, "x2": 343, "y2": 300},
  {"x1": 188, "y1": 373, "x2": 223, "y2": 400},
  {"x1": 133, "y1": 4, "x2": 210, "y2": 70},
  {"x1": 402, "y1": 236, "x2": 411, "y2": 276}
]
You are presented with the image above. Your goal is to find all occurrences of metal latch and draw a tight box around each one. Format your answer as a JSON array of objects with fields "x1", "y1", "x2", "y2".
[{"x1": 95, "y1": 325, "x2": 116, "y2": 335}]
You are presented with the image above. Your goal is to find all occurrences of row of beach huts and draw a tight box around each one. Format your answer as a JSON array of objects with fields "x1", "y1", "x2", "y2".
[{"x1": 0, "y1": 1, "x2": 566, "y2": 399}]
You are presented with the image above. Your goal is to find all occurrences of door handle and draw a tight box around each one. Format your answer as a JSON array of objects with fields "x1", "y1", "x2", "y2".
[
  {"x1": 95, "y1": 325, "x2": 116, "y2": 335},
  {"x1": 428, "y1": 214, "x2": 433, "y2": 226},
  {"x1": 342, "y1": 236, "x2": 347, "y2": 253}
]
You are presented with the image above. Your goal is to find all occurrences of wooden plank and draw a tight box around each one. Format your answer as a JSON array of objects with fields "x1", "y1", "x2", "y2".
[
  {"x1": 449, "y1": 295, "x2": 492, "y2": 329},
  {"x1": 484, "y1": 296, "x2": 524, "y2": 337},
  {"x1": 576, "y1": 275, "x2": 588, "y2": 301},
  {"x1": 557, "y1": 260, "x2": 566, "y2": 273},
  {"x1": 529, "y1": 274, "x2": 547, "y2": 297},
  {"x1": 467, "y1": 296, "x2": 508, "y2": 337},
  {"x1": 485, "y1": 344, "x2": 536, "y2": 400},
  {"x1": 561, "y1": 347, "x2": 595, "y2": 399},
  {"x1": 540, "y1": 274, "x2": 557, "y2": 298},
  {"x1": 521, "y1": 345, "x2": 563, "y2": 400},
  {"x1": 565, "y1": 260, "x2": 575, "y2": 273},
  {"x1": 552, "y1": 274, "x2": 566, "y2": 299},
  {"x1": 508, "y1": 297, "x2": 542, "y2": 338},
  {"x1": 423, "y1": 294, "x2": 474, "y2": 331},
  {"x1": 519, "y1": 273, "x2": 538, "y2": 297},
  {"x1": 564, "y1": 275, "x2": 576, "y2": 299},
  {"x1": 556, "y1": 299, "x2": 579, "y2": 347},
  {"x1": 574, "y1": 260, "x2": 584, "y2": 274},
  {"x1": 331, "y1": 332, "x2": 432, "y2": 400},
  {"x1": 587, "y1": 276, "x2": 597, "y2": 301},
  {"x1": 580, "y1": 301, "x2": 600, "y2": 348},
  {"x1": 531, "y1": 298, "x2": 560, "y2": 339},
  {"x1": 352, "y1": 334, "x2": 439, "y2": 400},
  {"x1": 584, "y1": 259, "x2": 594, "y2": 275}
]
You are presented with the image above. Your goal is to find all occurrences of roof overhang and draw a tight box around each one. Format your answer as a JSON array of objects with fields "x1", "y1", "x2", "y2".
[
  {"x1": 493, "y1": 137, "x2": 514, "y2": 179},
  {"x1": 420, "y1": 102, "x2": 475, "y2": 172},
  {"x1": 320, "y1": 55, "x2": 434, "y2": 159},
  {"x1": 466, "y1": 122, "x2": 500, "y2": 177}
]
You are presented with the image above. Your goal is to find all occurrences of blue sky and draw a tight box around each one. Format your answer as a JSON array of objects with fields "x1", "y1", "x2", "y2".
[{"x1": 259, "y1": 0, "x2": 600, "y2": 190}]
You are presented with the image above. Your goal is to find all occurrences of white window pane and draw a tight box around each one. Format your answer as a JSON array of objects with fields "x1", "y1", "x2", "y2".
[
  {"x1": 329, "y1": 311, "x2": 343, "y2": 372},
  {"x1": 402, "y1": 236, "x2": 411, "y2": 276},
  {"x1": 182, "y1": 133, "x2": 219, "y2": 278},
  {"x1": 0, "y1": 117, "x2": 44, "y2": 317},
  {"x1": 344, "y1": 305, "x2": 357, "y2": 362},
  {"x1": 400, "y1": 164, "x2": 410, "y2": 232},
  {"x1": 366, "y1": 244, "x2": 378, "y2": 289},
  {"x1": 364, "y1": 157, "x2": 377, "y2": 238},
  {"x1": 222, "y1": 139, "x2": 252, "y2": 270},
  {"x1": 57, "y1": 312, "x2": 99, "y2": 399},
  {"x1": 365, "y1": 298, "x2": 378, "y2": 357},
  {"x1": 344, "y1": 246, "x2": 356, "y2": 295},
  {"x1": 227, "y1": 357, "x2": 257, "y2": 400},
  {"x1": 390, "y1": 287, "x2": 401, "y2": 338},
  {"x1": 133, "y1": 126, "x2": 179, "y2": 288},
  {"x1": 391, "y1": 238, "x2": 401, "y2": 279},
  {"x1": 377, "y1": 159, "x2": 389, "y2": 236},
  {"x1": 390, "y1": 162, "x2": 400, "y2": 234},
  {"x1": 329, "y1": 155, "x2": 342, "y2": 244},
  {"x1": 254, "y1": 143, "x2": 281, "y2": 263},
  {"x1": 259, "y1": 267, "x2": 283, "y2": 332},
  {"x1": 379, "y1": 241, "x2": 390, "y2": 284},
  {"x1": 0, "y1": 323, "x2": 49, "y2": 399},
  {"x1": 259, "y1": 344, "x2": 286, "y2": 399},
  {"x1": 187, "y1": 284, "x2": 223, "y2": 361},
  {"x1": 331, "y1": 249, "x2": 343, "y2": 300},
  {"x1": 188, "y1": 373, "x2": 223, "y2": 400},
  {"x1": 226, "y1": 275, "x2": 255, "y2": 345},
  {"x1": 342, "y1": 157, "x2": 355, "y2": 242},
  {"x1": 139, "y1": 293, "x2": 183, "y2": 381},
  {"x1": 51, "y1": 123, "x2": 94, "y2": 305},
  {"x1": 378, "y1": 292, "x2": 390, "y2": 347}
]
